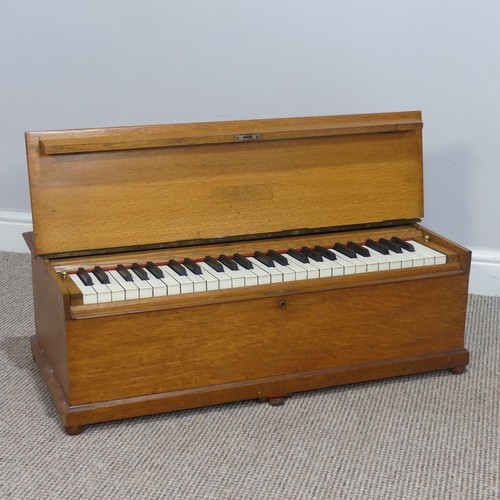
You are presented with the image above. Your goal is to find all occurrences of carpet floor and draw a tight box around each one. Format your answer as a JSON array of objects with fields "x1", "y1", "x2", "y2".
[{"x1": 0, "y1": 251, "x2": 498, "y2": 499}]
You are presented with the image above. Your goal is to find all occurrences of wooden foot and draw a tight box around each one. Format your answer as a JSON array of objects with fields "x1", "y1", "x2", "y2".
[
  {"x1": 268, "y1": 396, "x2": 287, "y2": 406},
  {"x1": 256, "y1": 394, "x2": 289, "y2": 406},
  {"x1": 64, "y1": 425, "x2": 84, "y2": 436},
  {"x1": 450, "y1": 365, "x2": 466, "y2": 375}
]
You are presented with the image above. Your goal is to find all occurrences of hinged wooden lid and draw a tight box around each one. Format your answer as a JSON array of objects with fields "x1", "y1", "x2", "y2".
[{"x1": 26, "y1": 111, "x2": 424, "y2": 257}]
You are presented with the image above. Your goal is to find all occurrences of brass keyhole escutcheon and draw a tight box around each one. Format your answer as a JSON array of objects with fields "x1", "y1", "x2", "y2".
[{"x1": 279, "y1": 300, "x2": 287, "y2": 309}]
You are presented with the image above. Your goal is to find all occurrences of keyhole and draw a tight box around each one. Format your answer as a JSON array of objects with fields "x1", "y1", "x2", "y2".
[{"x1": 279, "y1": 300, "x2": 287, "y2": 309}]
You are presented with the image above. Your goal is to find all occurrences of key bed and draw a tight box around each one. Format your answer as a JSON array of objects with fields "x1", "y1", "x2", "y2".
[{"x1": 68, "y1": 238, "x2": 448, "y2": 304}]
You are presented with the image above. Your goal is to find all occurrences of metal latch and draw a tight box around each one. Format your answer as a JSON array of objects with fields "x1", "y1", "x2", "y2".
[{"x1": 234, "y1": 133, "x2": 261, "y2": 142}]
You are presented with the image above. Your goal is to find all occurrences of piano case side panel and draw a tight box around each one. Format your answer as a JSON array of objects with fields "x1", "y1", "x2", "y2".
[
  {"x1": 65, "y1": 272, "x2": 469, "y2": 409},
  {"x1": 30, "y1": 254, "x2": 70, "y2": 397}
]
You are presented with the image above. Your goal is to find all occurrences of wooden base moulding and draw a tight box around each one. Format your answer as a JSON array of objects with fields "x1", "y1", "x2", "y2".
[{"x1": 31, "y1": 337, "x2": 469, "y2": 436}]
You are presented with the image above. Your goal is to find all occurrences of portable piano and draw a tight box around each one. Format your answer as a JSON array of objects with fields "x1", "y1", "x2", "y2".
[{"x1": 24, "y1": 111, "x2": 470, "y2": 435}]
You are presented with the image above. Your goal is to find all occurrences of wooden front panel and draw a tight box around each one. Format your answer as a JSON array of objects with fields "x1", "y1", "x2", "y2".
[
  {"x1": 66, "y1": 273, "x2": 467, "y2": 405},
  {"x1": 26, "y1": 112, "x2": 423, "y2": 256}
]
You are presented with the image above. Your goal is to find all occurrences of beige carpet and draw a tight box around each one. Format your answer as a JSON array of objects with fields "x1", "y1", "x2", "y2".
[{"x1": 1, "y1": 250, "x2": 498, "y2": 499}]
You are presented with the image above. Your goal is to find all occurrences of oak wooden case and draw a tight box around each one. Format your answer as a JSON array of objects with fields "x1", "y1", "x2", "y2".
[{"x1": 25, "y1": 112, "x2": 470, "y2": 434}]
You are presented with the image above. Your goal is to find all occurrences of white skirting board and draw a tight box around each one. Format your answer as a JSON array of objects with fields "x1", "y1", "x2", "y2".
[
  {"x1": 0, "y1": 211, "x2": 33, "y2": 253},
  {"x1": 0, "y1": 210, "x2": 499, "y2": 296},
  {"x1": 469, "y1": 248, "x2": 500, "y2": 297}
]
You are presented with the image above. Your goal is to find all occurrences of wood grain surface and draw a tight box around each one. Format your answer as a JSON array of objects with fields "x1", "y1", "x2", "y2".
[
  {"x1": 26, "y1": 112, "x2": 423, "y2": 256},
  {"x1": 65, "y1": 272, "x2": 468, "y2": 405},
  {"x1": 25, "y1": 112, "x2": 472, "y2": 433}
]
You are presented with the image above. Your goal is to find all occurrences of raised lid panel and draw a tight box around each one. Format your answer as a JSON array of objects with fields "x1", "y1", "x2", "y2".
[
  {"x1": 38, "y1": 112, "x2": 421, "y2": 155},
  {"x1": 26, "y1": 112, "x2": 423, "y2": 256}
]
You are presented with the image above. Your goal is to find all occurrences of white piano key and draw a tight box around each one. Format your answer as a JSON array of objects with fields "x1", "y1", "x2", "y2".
[
  {"x1": 315, "y1": 252, "x2": 346, "y2": 276},
  {"x1": 104, "y1": 272, "x2": 126, "y2": 301},
  {"x1": 109, "y1": 270, "x2": 140, "y2": 300},
  {"x1": 191, "y1": 264, "x2": 218, "y2": 291},
  {"x1": 365, "y1": 247, "x2": 402, "y2": 270},
  {"x1": 198, "y1": 262, "x2": 232, "y2": 290},
  {"x1": 220, "y1": 264, "x2": 251, "y2": 288},
  {"x1": 91, "y1": 281, "x2": 112, "y2": 303},
  {"x1": 388, "y1": 249, "x2": 413, "y2": 268},
  {"x1": 70, "y1": 273, "x2": 98, "y2": 304},
  {"x1": 246, "y1": 261, "x2": 272, "y2": 284},
  {"x1": 361, "y1": 246, "x2": 391, "y2": 271},
  {"x1": 334, "y1": 250, "x2": 368, "y2": 274},
  {"x1": 152, "y1": 268, "x2": 181, "y2": 295},
  {"x1": 327, "y1": 250, "x2": 357, "y2": 274},
  {"x1": 248, "y1": 257, "x2": 283, "y2": 283},
  {"x1": 351, "y1": 253, "x2": 380, "y2": 272},
  {"x1": 233, "y1": 263, "x2": 259, "y2": 286},
  {"x1": 272, "y1": 261, "x2": 296, "y2": 282},
  {"x1": 281, "y1": 254, "x2": 320, "y2": 279},
  {"x1": 128, "y1": 268, "x2": 154, "y2": 298},
  {"x1": 160, "y1": 265, "x2": 194, "y2": 294},
  {"x1": 281, "y1": 257, "x2": 308, "y2": 280},
  {"x1": 143, "y1": 269, "x2": 168, "y2": 297},
  {"x1": 301, "y1": 257, "x2": 333, "y2": 277},
  {"x1": 408, "y1": 245, "x2": 435, "y2": 265},
  {"x1": 185, "y1": 268, "x2": 207, "y2": 292},
  {"x1": 86, "y1": 270, "x2": 113, "y2": 302},
  {"x1": 411, "y1": 241, "x2": 447, "y2": 265},
  {"x1": 401, "y1": 248, "x2": 424, "y2": 267},
  {"x1": 292, "y1": 257, "x2": 332, "y2": 278}
]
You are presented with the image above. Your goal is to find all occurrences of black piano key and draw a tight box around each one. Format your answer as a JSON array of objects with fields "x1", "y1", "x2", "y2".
[
  {"x1": 93, "y1": 266, "x2": 110, "y2": 284},
  {"x1": 219, "y1": 254, "x2": 239, "y2": 271},
  {"x1": 267, "y1": 250, "x2": 288, "y2": 266},
  {"x1": 205, "y1": 256, "x2": 224, "y2": 272},
  {"x1": 334, "y1": 243, "x2": 357, "y2": 259},
  {"x1": 77, "y1": 267, "x2": 93, "y2": 286},
  {"x1": 132, "y1": 262, "x2": 149, "y2": 280},
  {"x1": 301, "y1": 246, "x2": 323, "y2": 262},
  {"x1": 347, "y1": 241, "x2": 371, "y2": 257},
  {"x1": 314, "y1": 245, "x2": 337, "y2": 261},
  {"x1": 116, "y1": 264, "x2": 133, "y2": 282},
  {"x1": 379, "y1": 238, "x2": 402, "y2": 254},
  {"x1": 146, "y1": 261, "x2": 164, "y2": 279},
  {"x1": 365, "y1": 239, "x2": 389, "y2": 255},
  {"x1": 183, "y1": 258, "x2": 203, "y2": 275},
  {"x1": 254, "y1": 251, "x2": 275, "y2": 267},
  {"x1": 287, "y1": 248, "x2": 309, "y2": 264},
  {"x1": 168, "y1": 259, "x2": 187, "y2": 276},
  {"x1": 233, "y1": 253, "x2": 254, "y2": 269},
  {"x1": 391, "y1": 236, "x2": 415, "y2": 252}
]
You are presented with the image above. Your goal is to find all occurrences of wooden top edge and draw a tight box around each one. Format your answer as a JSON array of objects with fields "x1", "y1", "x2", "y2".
[
  {"x1": 29, "y1": 111, "x2": 423, "y2": 155},
  {"x1": 22, "y1": 231, "x2": 36, "y2": 254}
]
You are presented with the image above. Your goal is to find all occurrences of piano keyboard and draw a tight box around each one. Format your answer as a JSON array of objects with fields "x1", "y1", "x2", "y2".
[{"x1": 68, "y1": 238, "x2": 447, "y2": 304}]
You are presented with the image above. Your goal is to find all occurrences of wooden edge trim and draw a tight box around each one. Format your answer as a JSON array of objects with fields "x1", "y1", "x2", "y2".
[
  {"x1": 39, "y1": 119, "x2": 423, "y2": 155},
  {"x1": 26, "y1": 237, "x2": 74, "y2": 307},
  {"x1": 63, "y1": 349, "x2": 469, "y2": 427},
  {"x1": 416, "y1": 224, "x2": 472, "y2": 272}
]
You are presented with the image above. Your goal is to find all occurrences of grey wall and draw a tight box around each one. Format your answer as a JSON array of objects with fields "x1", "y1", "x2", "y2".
[{"x1": 1, "y1": 0, "x2": 499, "y2": 250}]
